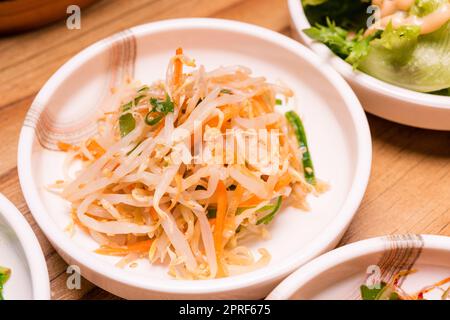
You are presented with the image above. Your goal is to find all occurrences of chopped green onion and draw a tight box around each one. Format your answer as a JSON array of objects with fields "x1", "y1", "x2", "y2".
[
  {"x1": 137, "y1": 85, "x2": 149, "y2": 93},
  {"x1": 220, "y1": 89, "x2": 232, "y2": 94},
  {"x1": 126, "y1": 140, "x2": 142, "y2": 156},
  {"x1": 121, "y1": 101, "x2": 133, "y2": 112},
  {"x1": 150, "y1": 94, "x2": 174, "y2": 114},
  {"x1": 119, "y1": 113, "x2": 135, "y2": 137},
  {"x1": 145, "y1": 113, "x2": 163, "y2": 126},
  {"x1": 256, "y1": 196, "x2": 283, "y2": 225},
  {"x1": 275, "y1": 98, "x2": 283, "y2": 105},
  {"x1": 134, "y1": 94, "x2": 146, "y2": 105},
  {"x1": 285, "y1": 111, "x2": 316, "y2": 185}
]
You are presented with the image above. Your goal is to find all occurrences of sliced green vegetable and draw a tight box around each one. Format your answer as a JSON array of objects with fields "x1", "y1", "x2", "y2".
[
  {"x1": 360, "y1": 283, "x2": 385, "y2": 300},
  {"x1": 121, "y1": 101, "x2": 133, "y2": 112},
  {"x1": 275, "y1": 98, "x2": 283, "y2": 105},
  {"x1": 257, "y1": 196, "x2": 283, "y2": 225},
  {"x1": 0, "y1": 266, "x2": 11, "y2": 300},
  {"x1": 119, "y1": 113, "x2": 135, "y2": 137},
  {"x1": 144, "y1": 113, "x2": 164, "y2": 126},
  {"x1": 137, "y1": 85, "x2": 149, "y2": 93},
  {"x1": 285, "y1": 111, "x2": 316, "y2": 185},
  {"x1": 134, "y1": 94, "x2": 146, "y2": 105},
  {"x1": 360, "y1": 282, "x2": 401, "y2": 300},
  {"x1": 126, "y1": 140, "x2": 142, "y2": 156}
]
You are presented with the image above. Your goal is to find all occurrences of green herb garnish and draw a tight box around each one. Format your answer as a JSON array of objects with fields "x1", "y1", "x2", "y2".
[
  {"x1": 150, "y1": 94, "x2": 174, "y2": 114},
  {"x1": 144, "y1": 94, "x2": 175, "y2": 127}
]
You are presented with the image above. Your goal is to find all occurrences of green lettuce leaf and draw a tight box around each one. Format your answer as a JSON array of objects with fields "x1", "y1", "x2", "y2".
[
  {"x1": 410, "y1": 0, "x2": 448, "y2": 17},
  {"x1": 360, "y1": 22, "x2": 450, "y2": 92},
  {"x1": 304, "y1": 19, "x2": 379, "y2": 68}
]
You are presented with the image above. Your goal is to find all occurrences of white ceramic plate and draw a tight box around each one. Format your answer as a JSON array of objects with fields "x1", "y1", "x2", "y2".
[
  {"x1": 18, "y1": 18, "x2": 371, "y2": 299},
  {"x1": 288, "y1": 0, "x2": 450, "y2": 130},
  {"x1": 267, "y1": 234, "x2": 450, "y2": 300},
  {"x1": 0, "y1": 193, "x2": 50, "y2": 300}
]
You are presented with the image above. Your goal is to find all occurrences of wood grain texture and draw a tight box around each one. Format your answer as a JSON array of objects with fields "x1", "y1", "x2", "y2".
[{"x1": 0, "y1": 0, "x2": 448, "y2": 300}]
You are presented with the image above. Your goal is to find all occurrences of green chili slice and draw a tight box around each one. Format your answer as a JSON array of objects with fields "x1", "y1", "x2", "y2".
[
  {"x1": 285, "y1": 110, "x2": 316, "y2": 185},
  {"x1": 256, "y1": 196, "x2": 283, "y2": 225}
]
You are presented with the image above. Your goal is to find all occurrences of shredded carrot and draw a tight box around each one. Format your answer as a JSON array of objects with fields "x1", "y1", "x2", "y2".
[
  {"x1": 149, "y1": 207, "x2": 159, "y2": 221},
  {"x1": 71, "y1": 209, "x2": 89, "y2": 234},
  {"x1": 275, "y1": 172, "x2": 292, "y2": 191},
  {"x1": 173, "y1": 47, "x2": 183, "y2": 86},
  {"x1": 95, "y1": 239, "x2": 153, "y2": 256},
  {"x1": 57, "y1": 141, "x2": 74, "y2": 152},
  {"x1": 239, "y1": 195, "x2": 262, "y2": 207},
  {"x1": 213, "y1": 181, "x2": 228, "y2": 256},
  {"x1": 414, "y1": 277, "x2": 450, "y2": 298},
  {"x1": 86, "y1": 139, "x2": 105, "y2": 158}
]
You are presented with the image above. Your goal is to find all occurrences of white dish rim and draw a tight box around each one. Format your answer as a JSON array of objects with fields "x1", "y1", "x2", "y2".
[
  {"x1": 17, "y1": 18, "x2": 372, "y2": 295},
  {"x1": 288, "y1": 0, "x2": 450, "y2": 110},
  {"x1": 266, "y1": 234, "x2": 450, "y2": 300},
  {"x1": 0, "y1": 193, "x2": 50, "y2": 300}
]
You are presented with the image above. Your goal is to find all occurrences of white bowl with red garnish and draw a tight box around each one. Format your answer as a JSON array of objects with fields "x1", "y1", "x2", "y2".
[
  {"x1": 267, "y1": 234, "x2": 450, "y2": 300},
  {"x1": 0, "y1": 193, "x2": 50, "y2": 300},
  {"x1": 288, "y1": 0, "x2": 450, "y2": 130},
  {"x1": 18, "y1": 18, "x2": 371, "y2": 299}
]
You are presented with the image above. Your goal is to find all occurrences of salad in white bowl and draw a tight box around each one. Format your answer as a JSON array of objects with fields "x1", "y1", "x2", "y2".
[
  {"x1": 289, "y1": 0, "x2": 450, "y2": 130},
  {"x1": 302, "y1": 0, "x2": 450, "y2": 96}
]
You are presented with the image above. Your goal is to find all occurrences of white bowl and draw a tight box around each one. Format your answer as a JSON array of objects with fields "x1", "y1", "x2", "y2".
[
  {"x1": 267, "y1": 234, "x2": 450, "y2": 300},
  {"x1": 18, "y1": 18, "x2": 371, "y2": 299},
  {"x1": 288, "y1": 0, "x2": 450, "y2": 131},
  {"x1": 0, "y1": 193, "x2": 50, "y2": 300}
]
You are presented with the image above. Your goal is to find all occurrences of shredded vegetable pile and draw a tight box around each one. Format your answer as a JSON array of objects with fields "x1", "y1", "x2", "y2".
[
  {"x1": 53, "y1": 49, "x2": 326, "y2": 279},
  {"x1": 303, "y1": 0, "x2": 450, "y2": 95},
  {"x1": 361, "y1": 270, "x2": 450, "y2": 300}
]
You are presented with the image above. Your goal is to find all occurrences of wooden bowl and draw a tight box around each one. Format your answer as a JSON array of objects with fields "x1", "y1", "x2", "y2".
[{"x1": 0, "y1": 0, "x2": 98, "y2": 35}]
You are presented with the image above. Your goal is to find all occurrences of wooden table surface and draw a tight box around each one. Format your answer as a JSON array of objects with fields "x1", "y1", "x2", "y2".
[{"x1": 0, "y1": 0, "x2": 449, "y2": 300}]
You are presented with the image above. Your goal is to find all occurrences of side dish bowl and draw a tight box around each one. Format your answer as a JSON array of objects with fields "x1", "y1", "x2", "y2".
[
  {"x1": 0, "y1": 193, "x2": 50, "y2": 300},
  {"x1": 18, "y1": 18, "x2": 371, "y2": 299},
  {"x1": 288, "y1": 0, "x2": 450, "y2": 131},
  {"x1": 267, "y1": 234, "x2": 450, "y2": 300}
]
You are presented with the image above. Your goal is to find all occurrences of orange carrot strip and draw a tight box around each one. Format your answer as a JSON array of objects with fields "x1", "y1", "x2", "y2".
[
  {"x1": 149, "y1": 207, "x2": 159, "y2": 221},
  {"x1": 213, "y1": 181, "x2": 228, "y2": 256},
  {"x1": 275, "y1": 172, "x2": 292, "y2": 191},
  {"x1": 57, "y1": 141, "x2": 74, "y2": 152},
  {"x1": 87, "y1": 139, "x2": 105, "y2": 158},
  {"x1": 95, "y1": 239, "x2": 153, "y2": 256},
  {"x1": 173, "y1": 47, "x2": 183, "y2": 86},
  {"x1": 239, "y1": 195, "x2": 263, "y2": 207}
]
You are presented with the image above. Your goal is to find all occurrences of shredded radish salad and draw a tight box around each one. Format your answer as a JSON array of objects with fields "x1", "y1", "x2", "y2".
[{"x1": 52, "y1": 49, "x2": 327, "y2": 279}]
